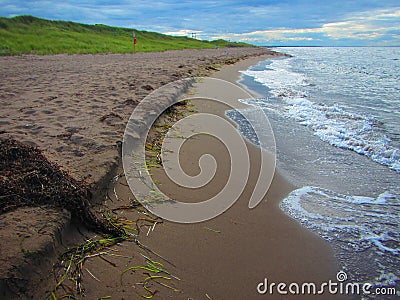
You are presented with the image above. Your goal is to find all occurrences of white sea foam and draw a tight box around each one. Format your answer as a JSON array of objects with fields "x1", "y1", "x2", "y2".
[
  {"x1": 282, "y1": 96, "x2": 400, "y2": 172},
  {"x1": 240, "y1": 53, "x2": 400, "y2": 172},
  {"x1": 280, "y1": 186, "x2": 400, "y2": 288}
]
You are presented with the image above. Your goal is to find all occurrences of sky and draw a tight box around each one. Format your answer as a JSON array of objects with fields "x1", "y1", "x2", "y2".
[{"x1": 1, "y1": 0, "x2": 399, "y2": 46}]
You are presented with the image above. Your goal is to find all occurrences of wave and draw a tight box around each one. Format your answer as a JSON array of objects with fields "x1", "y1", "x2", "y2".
[
  {"x1": 280, "y1": 186, "x2": 400, "y2": 289},
  {"x1": 240, "y1": 59, "x2": 400, "y2": 173}
]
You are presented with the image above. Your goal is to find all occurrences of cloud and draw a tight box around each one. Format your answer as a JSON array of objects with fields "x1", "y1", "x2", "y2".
[
  {"x1": 163, "y1": 29, "x2": 202, "y2": 37},
  {"x1": 211, "y1": 7, "x2": 400, "y2": 45},
  {"x1": 322, "y1": 8, "x2": 400, "y2": 40}
]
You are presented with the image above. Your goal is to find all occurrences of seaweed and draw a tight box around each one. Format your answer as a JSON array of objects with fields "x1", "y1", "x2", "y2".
[{"x1": 0, "y1": 137, "x2": 123, "y2": 236}]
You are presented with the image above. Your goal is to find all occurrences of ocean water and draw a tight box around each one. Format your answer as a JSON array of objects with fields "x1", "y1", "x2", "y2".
[{"x1": 232, "y1": 47, "x2": 400, "y2": 295}]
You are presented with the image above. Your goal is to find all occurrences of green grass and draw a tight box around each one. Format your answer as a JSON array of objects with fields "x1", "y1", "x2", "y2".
[{"x1": 0, "y1": 15, "x2": 251, "y2": 55}]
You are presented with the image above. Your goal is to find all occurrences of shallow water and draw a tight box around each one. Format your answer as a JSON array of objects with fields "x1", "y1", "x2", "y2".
[{"x1": 229, "y1": 47, "x2": 400, "y2": 295}]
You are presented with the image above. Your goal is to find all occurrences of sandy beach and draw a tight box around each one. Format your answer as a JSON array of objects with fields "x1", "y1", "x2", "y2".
[
  {"x1": 0, "y1": 47, "x2": 274, "y2": 297},
  {"x1": 0, "y1": 48, "x2": 344, "y2": 299}
]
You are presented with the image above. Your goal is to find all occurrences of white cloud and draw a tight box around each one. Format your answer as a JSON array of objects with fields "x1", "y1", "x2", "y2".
[
  {"x1": 163, "y1": 29, "x2": 202, "y2": 37},
  {"x1": 211, "y1": 28, "x2": 321, "y2": 42},
  {"x1": 321, "y1": 8, "x2": 400, "y2": 40},
  {"x1": 211, "y1": 7, "x2": 400, "y2": 44}
]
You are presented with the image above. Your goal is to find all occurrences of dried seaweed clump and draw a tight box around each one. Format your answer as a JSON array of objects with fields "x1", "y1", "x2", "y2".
[{"x1": 0, "y1": 137, "x2": 122, "y2": 236}]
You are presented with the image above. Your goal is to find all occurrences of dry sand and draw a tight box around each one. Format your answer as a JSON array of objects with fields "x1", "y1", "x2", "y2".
[{"x1": 0, "y1": 48, "x2": 273, "y2": 187}]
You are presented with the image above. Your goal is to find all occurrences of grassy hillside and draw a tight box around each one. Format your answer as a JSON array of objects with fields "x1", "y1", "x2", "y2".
[{"x1": 0, "y1": 15, "x2": 250, "y2": 55}]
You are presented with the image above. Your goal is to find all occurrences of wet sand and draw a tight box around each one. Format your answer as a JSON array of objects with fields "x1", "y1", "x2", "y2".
[{"x1": 135, "y1": 57, "x2": 345, "y2": 299}]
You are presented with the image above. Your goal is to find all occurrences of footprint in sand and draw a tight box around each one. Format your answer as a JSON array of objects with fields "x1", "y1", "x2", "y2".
[
  {"x1": 23, "y1": 109, "x2": 36, "y2": 115},
  {"x1": 41, "y1": 109, "x2": 55, "y2": 115}
]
